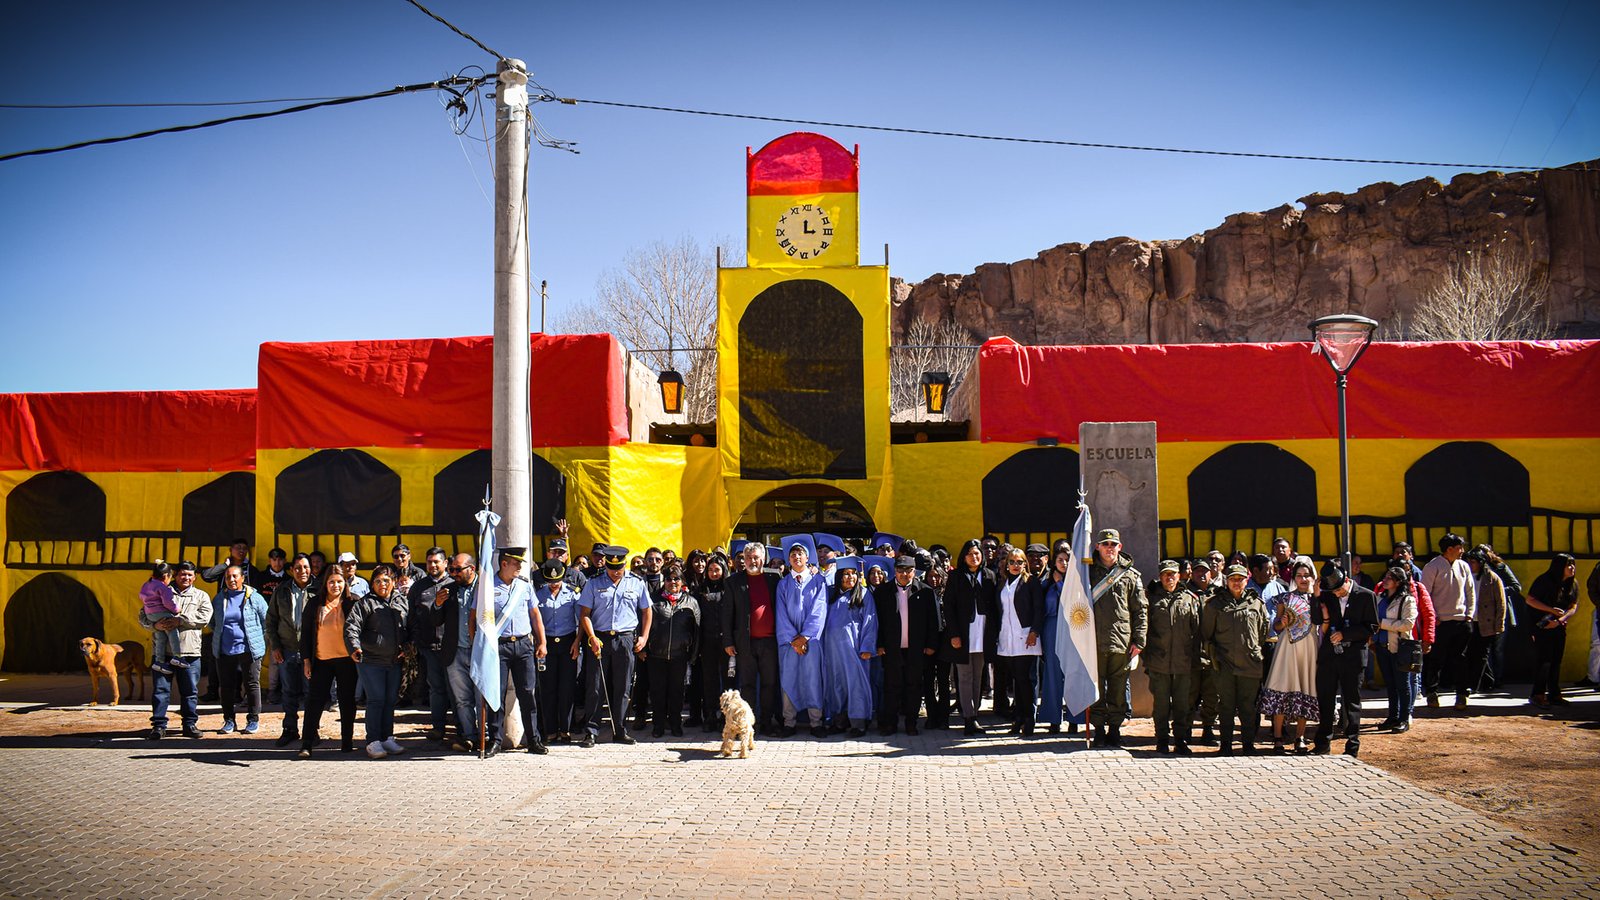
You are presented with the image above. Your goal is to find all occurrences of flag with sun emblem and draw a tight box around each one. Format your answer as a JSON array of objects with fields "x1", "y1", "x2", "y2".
[{"x1": 1056, "y1": 493, "x2": 1099, "y2": 716}]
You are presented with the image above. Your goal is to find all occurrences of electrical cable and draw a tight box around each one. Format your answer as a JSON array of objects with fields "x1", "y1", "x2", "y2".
[
  {"x1": 0, "y1": 97, "x2": 343, "y2": 109},
  {"x1": 402, "y1": 0, "x2": 505, "y2": 61},
  {"x1": 0, "y1": 76, "x2": 486, "y2": 163},
  {"x1": 1494, "y1": 0, "x2": 1572, "y2": 165},
  {"x1": 1537, "y1": 51, "x2": 1600, "y2": 167},
  {"x1": 554, "y1": 96, "x2": 1553, "y2": 171}
]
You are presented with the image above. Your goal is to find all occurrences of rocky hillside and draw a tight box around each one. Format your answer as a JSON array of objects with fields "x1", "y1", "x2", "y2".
[{"x1": 892, "y1": 160, "x2": 1599, "y2": 344}]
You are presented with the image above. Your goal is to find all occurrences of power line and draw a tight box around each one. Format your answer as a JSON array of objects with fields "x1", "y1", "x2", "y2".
[
  {"x1": 1494, "y1": 0, "x2": 1572, "y2": 165},
  {"x1": 1537, "y1": 50, "x2": 1600, "y2": 167},
  {"x1": 0, "y1": 97, "x2": 343, "y2": 110},
  {"x1": 557, "y1": 96, "x2": 1551, "y2": 171},
  {"x1": 0, "y1": 77, "x2": 487, "y2": 163},
  {"x1": 402, "y1": 0, "x2": 504, "y2": 61}
]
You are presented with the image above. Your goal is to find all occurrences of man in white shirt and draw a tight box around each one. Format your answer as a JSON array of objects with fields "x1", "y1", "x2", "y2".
[{"x1": 1421, "y1": 533, "x2": 1478, "y2": 710}]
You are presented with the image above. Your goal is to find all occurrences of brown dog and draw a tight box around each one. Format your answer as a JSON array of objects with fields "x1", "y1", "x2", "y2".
[{"x1": 79, "y1": 638, "x2": 146, "y2": 706}]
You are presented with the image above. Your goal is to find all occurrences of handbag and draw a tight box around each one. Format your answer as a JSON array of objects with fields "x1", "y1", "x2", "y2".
[{"x1": 1393, "y1": 639, "x2": 1421, "y2": 673}]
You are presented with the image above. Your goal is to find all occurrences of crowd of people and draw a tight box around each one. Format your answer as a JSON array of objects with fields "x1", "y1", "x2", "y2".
[{"x1": 135, "y1": 529, "x2": 1599, "y2": 760}]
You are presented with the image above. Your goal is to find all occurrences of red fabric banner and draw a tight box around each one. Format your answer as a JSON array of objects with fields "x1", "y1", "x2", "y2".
[
  {"x1": 0, "y1": 390, "x2": 257, "y2": 472},
  {"x1": 747, "y1": 132, "x2": 859, "y2": 196},
  {"x1": 257, "y1": 333, "x2": 626, "y2": 450},
  {"x1": 976, "y1": 338, "x2": 1600, "y2": 443}
]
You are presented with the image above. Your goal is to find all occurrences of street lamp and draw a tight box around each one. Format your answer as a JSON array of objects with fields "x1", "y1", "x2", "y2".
[
  {"x1": 658, "y1": 368, "x2": 685, "y2": 416},
  {"x1": 1310, "y1": 313, "x2": 1379, "y2": 580},
  {"x1": 920, "y1": 371, "x2": 951, "y2": 416}
]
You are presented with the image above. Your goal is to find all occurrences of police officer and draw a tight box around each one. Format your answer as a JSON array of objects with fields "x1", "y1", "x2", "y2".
[
  {"x1": 536, "y1": 559, "x2": 583, "y2": 743},
  {"x1": 474, "y1": 548, "x2": 548, "y2": 758},
  {"x1": 546, "y1": 538, "x2": 588, "y2": 592},
  {"x1": 1088, "y1": 528, "x2": 1147, "y2": 748},
  {"x1": 578, "y1": 545, "x2": 653, "y2": 747},
  {"x1": 1144, "y1": 560, "x2": 1202, "y2": 754},
  {"x1": 1200, "y1": 564, "x2": 1272, "y2": 756}
]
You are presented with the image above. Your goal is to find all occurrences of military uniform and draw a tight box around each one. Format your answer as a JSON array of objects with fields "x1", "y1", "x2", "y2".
[
  {"x1": 1144, "y1": 567, "x2": 1202, "y2": 753},
  {"x1": 1199, "y1": 571, "x2": 1272, "y2": 755},
  {"x1": 1088, "y1": 540, "x2": 1147, "y2": 745}
]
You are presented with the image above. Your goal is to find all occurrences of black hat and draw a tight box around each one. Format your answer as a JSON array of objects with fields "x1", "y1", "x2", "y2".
[
  {"x1": 591, "y1": 542, "x2": 607, "y2": 553},
  {"x1": 1025, "y1": 543, "x2": 1049, "y2": 555},
  {"x1": 539, "y1": 560, "x2": 566, "y2": 583},
  {"x1": 604, "y1": 546, "x2": 629, "y2": 568},
  {"x1": 498, "y1": 547, "x2": 527, "y2": 563},
  {"x1": 1319, "y1": 565, "x2": 1347, "y2": 593},
  {"x1": 894, "y1": 555, "x2": 916, "y2": 569}
]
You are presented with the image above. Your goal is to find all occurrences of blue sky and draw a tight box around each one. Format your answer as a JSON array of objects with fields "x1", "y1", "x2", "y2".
[{"x1": 1, "y1": 0, "x2": 1595, "y2": 393}]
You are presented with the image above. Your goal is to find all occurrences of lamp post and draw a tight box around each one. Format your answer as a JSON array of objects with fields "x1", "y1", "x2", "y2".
[
  {"x1": 919, "y1": 371, "x2": 951, "y2": 417},
  {"x1": 1310, "y1": 313, "x2": 1379, "y2": 580}
]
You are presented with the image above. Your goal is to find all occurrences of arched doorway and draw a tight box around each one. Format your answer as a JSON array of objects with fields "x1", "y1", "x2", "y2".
[
  {"x1": 4, "y1": 574, "x2": 105, "y2": 672},
  {"x1": 732, "y1": 484, "x2": 874, "y2": 546}
]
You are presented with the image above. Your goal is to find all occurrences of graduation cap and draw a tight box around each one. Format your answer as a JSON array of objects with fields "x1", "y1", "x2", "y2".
[
  {"x1": 832, "y1": 555, "x2": 861, "y2": 573},
  {"x1": 603, "y1": 545, "x2": 630, "y2": 568},
  {"x1": 812, "y1": 533, "x2": 846, "y2": 556},
  {"x1": 730, "y1": 538, "x2": 751, "y2": 557},
  {"x1": 764, "y1": 546, "x2": 785, "y2": 570},
  {"x1": 871, "y1": 532, "x2": 904, "y2": 553},
  {"x1": 862, "y1": 554, "x2": 893, "y2": 575},
  {"x1": 781, "y1": 534, "x2": 817, "y2": 564}
]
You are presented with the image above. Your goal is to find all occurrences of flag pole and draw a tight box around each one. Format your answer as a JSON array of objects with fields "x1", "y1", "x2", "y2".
[{"x1": 479, "y1": 485, "x2": 491, "y2": 761}]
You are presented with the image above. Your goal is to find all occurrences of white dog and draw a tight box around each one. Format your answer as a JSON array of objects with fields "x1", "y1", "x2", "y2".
[{"x1": 719, "y1": 689, "x2": 756, "y2": 759}]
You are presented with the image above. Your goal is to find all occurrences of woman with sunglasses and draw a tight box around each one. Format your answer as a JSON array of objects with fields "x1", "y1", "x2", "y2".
[{"x1": 994, "y1": 548, "x2": 1044, "y2": 737}]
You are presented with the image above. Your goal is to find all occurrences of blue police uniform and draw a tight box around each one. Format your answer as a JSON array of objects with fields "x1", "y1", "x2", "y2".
[
  {"x1": 473, "y1": 573, "x2": 544, "y2": 751},
  {"x1": 579, "y1": 561, "x2": 652, "y2": 743},
  {"x1": 536, "y1": 579, "x2": 582, "y2": 738}
]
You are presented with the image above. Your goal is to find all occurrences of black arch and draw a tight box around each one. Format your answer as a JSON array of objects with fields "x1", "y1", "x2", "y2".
[
  {"x1": 3, "y1": 574, "x2": 104, "y2": 672},
  {"x1": 1405, "y1": 441, "x2": 1530, "y2": 526},
  {"x1": 981, "y1": 448, "x2": 1082, "y2": 534},
  {"x1": 274, "y1": 449, "x2": 400, "y2": 535},
  {"x1": 433, "y1": 450, "x2": 568, "y2": 535},
  {"x1": 182, "y1": 472, "x2": 255, "y2": 547},
  {"x1": 738, "y1": 279, "x2": 865, "y2": 480},
  {"x1": 5, "y1": 471, "x2": 105, "y2": 542},
  {"x1": 1188, "y1": 443, "x2": 1317, "y2": 530}
]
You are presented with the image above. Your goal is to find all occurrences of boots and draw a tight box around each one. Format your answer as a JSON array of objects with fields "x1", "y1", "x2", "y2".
[
  {"x1": 1198, "y1": 723, "x2": 1216, "y2": 746},
  {"x1": 1092, "y1": 724, "x2": 1107, "y2": 748},
  {"x1": 1154, "y1": 723, "x2": 1170, "y2": 754},
  {"x1": 1107, "y1": 722, "x2": 1123, "y2": 749},
  {"x1": 1218, "y1": 726, "x2": 1235, "y2": 757}
]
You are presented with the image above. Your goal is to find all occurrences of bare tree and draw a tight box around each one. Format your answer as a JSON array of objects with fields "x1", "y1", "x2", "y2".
[
  {"x1": 890, "y1": 318, "x2": 979, "y2": 421},
  {"x1": 557, "y1": 236, "x2": 727, "y2": 421},
  {"x1": 1403, "y1": 241, "x2": 1553, "y2": 341}
]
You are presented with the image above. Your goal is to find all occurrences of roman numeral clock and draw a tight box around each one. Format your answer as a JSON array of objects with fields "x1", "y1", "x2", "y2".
[{"x1": 715, "y1": 132, "x2": 892, "y2": 533}]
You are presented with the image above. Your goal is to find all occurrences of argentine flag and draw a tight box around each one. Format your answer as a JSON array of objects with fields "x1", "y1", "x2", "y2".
[
  {"x1": 469, "y1": 507, "x2": 503, "y2": 712},
  {"x1": 1055, "y1": 494, "x2": 1099, "y2": 716}
]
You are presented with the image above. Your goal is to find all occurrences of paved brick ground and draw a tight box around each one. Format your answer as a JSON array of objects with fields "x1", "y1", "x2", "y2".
[{"x1": 0, "y1": 722, "x2": 1591, "y2": 899}]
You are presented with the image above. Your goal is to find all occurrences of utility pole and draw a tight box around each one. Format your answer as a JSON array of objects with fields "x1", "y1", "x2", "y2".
[{"x1": 492, "y1": 57, "x2": 531, "y2": 558}]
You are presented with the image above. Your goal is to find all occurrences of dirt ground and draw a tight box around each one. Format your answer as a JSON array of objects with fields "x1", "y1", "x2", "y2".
[{"x1": 3, "y1": 673, "x2": 1597, "y2": 863}]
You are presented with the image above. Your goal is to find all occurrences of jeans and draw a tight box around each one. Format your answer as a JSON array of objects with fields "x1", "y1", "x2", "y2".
[
  {"x1": 150, "y1": 655, "x2": 201, "y2": 730},
  {"x1": 446, "y1": 649, "x2": 478, "y2": 740},
  {"x1": 422, "y1": 647, "x2": 454, "y2": 735},
  {"x1": 278, "y1": 652, "x2": 308, "y2": 735},
  {"x1": 356, "y1": 661, "x2": 402, "y2": 742},
  {"x1": 217, "y1": 652, "x2": 262, "y2": 725}
]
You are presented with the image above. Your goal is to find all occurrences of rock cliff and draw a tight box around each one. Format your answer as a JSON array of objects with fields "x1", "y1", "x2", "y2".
[{"x1": 892, "y1": 160, "x2": 1600, "y2": 344}]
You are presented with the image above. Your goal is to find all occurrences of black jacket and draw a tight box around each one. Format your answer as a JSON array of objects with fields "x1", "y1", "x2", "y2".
[
  {"x1": 692, "y1": 577, "x2": 727, "y2": 656},
  {"x1": 298, "y1": 594, "x2": 358, "y2": 661},
  {"x1": 647, "y1": 593, "x2": 700, "y2": 661},
  {"x1": 406, "y1": 574, "x2": 455, "y2": 649},
  {"x1": 721, "y1": 569, "x2": 780, "y2": 656},
  {"x1": 873, "y1": 578, "x2": 941, "y2": 654},
  {"x1": 942, "y1": 566, "x2": 997, "y2": 653},
  {"x1": 344, "y1": 590, "x2": 410, "y2": 665},
  {"x1": 1313, "y1": 584, "x2": 1379, "y2": 668}
]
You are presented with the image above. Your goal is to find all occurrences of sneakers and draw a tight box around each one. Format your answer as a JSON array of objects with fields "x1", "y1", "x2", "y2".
[
  {"x1": 366, "y1": 741, "x2": 388, "y2": 759},
  {"x1": 219, "y1": 720, "x2": 237, "y2": 735},
  {"x1": 241, "y1": 721, "x2": 259, "y2": 735},
  {"x1": 381, "y1": 737, "x2": 404, "y2": 756},
  {"x1": 168, "y1": 657, "x2": 191, "y2": 669},
  {"x1": 147, "y1": 726, "x2": 166, "y2": 740},
  {"x1": 296, "y1": 749, "x2": 312, "y2": 760}
]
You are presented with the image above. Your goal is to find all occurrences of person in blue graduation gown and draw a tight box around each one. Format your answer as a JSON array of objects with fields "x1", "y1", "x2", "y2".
[
  {"x1": 776, "y1": 538, "x2": 828, "y2": 738},
  {"x1": 822, "y1": 557, "x2": 877, "y2": 736}
]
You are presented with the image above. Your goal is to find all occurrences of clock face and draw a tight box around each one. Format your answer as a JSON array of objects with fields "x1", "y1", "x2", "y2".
[{"x1": 774, "y1": 204, "x2": 833, "y2": 260}]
